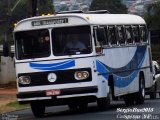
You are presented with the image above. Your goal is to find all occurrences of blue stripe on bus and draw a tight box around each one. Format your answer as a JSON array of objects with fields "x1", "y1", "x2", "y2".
[
  {"x1": 29, "y1": 60, "x2": 75, "y2": 71},
  {"x1": 96, "y1": 46, "x2": 147, "y2": 88}
]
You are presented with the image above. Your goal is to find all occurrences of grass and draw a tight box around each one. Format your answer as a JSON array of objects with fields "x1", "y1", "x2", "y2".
[
  {"x1": 0, "y1": 101, "x2": 30, "y2": 114},
  {"x1": 6, "y1": 101, "x2": 29, "y2": 109}
]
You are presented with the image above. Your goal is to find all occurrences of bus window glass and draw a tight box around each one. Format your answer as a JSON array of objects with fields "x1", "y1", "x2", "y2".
[
  {"x1": 125, "y1": 26, "x2": 133, "y2": 44},
  {"x1": 132, "y1": 26, "x2": 140, "y2": 43},
  {"x1": 117, "y1": 26, "x2": 125, "y2": 45},
  {"x1": 52, "y1": 26, "x2": 92, "y2": 56},
  {"x1": 95, "y1": 26, "x2": 109, "y2": 46},
  {"x1": 103, "y1": 26, "x2": 109, "y2": 45},
  {"x1": 140, "y1": 25, "x2": 148, "y2": 43},
  {"x1": 108, "y1": 26, "x2": 117, "y2": 45},
  {"x1": 15, "y1": 29, "x2": 50, "y2": 60}
]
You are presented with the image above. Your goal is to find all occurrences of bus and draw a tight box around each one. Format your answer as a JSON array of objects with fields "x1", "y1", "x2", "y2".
[{"x1": 13, "y1": 11, "x2": 153, "y2": 117}]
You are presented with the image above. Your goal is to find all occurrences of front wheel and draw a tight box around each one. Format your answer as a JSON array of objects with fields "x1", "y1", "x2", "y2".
[
  {"x1": 124, "y1": 94, "x2": 135, "y2": 106},
  {"x1": 68, "y1": 103, "x2": 78, "y2": 111},
  {"x1": 97, "y1": 88, "x2": 111, "y2": 110},
  {"x1": 30, "y1": 101, "x2": 45, "y2": 118},
  {"x1": 135, "y1": 75, "x2": 145, "y2": 104}
]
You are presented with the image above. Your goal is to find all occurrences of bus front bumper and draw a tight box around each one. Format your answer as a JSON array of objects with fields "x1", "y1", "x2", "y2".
[{"x1": 17, "y1": 86, "x2": 98, "y2": 104}]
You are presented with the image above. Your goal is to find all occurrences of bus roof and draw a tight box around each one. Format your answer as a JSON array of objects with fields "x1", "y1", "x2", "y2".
[{"x1": 14, "y1": 13, "x2": 146, "y2": 31}]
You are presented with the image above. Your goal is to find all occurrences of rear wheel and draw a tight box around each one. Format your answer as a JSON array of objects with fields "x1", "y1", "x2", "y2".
[
  {"x1": 150, "y1": 82, "x2": 157, "y2": 99},
  {"x1": 30, "y1": 101, "x2": 45, "y2": 118},
  {"x1": 135, "y1": 75, "x2": 145, "y2": 104}
]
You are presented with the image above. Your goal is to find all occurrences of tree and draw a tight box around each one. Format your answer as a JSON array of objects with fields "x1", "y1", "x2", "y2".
[
  {"x1": 144, "y1": 1, "x2": 160, "y2": 30},
  {"x1": 0, "y1": 0, "x2": 54, "y2": 44},
  {"x1": 90, "y1": 0, "x2": 127, "y2": 14},
  {"x1": 38, "y1": 0, "x2": 54, "y2": 15}
]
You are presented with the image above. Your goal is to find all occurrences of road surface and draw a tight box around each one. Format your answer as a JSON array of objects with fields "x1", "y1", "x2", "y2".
[{"x1": 1, "y1": 95, "x2": 160, "y2": 120}]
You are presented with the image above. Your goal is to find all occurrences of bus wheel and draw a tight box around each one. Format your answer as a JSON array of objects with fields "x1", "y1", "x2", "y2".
[
  {"x1": 78, "y1": 102, "x2": 88, "y2": 112},
  {"x1": 124, "y1": 94, "x2": 135, "y2": 106},
  {"x1": 150, "y1": 82, "x2": 157, "y2": 99},
  {"x1": 30, "y1": 101, "x2": 45, "y2": 118},
  {"x1": 135, "y1": 75, "x2": 145, "y2": 104},
  {"x1": 97, "y1": 89, "x2": 111, "y2": 110},
  {"x1": 68, "y1": 103, "x2": 78, "y2": 111}
]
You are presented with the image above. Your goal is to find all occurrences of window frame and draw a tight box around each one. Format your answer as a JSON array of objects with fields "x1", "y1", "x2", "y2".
[
  {"x1": 51, "y1": 25, "x2": 93, "y2": 56},
  {"x1": 125, "y1": 25, "x2": 133, "y2": 45},
  {"x1": 132, "y1": 25, "x2": 141, "y2": 44},
  {"x1": 15, "y1": 29, "x2": 51, "y2": 60},
  {"x1": 139, "y1": 25, "x2": 148, "y2": 43},
  {"x1": 108, "y1": 25, "x2": 118, "y2": 46}
]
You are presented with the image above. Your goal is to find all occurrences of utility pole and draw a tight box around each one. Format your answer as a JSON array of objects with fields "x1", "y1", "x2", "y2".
[{"x1": 32, "y1": 0, "x2": 38, "y2": 16}]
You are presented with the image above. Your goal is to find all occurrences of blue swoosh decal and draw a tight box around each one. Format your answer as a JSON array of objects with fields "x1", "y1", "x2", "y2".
[
  {"x1": 96, "y1": 46, "x2": 147, "y2": 88},
  {"x1": 30, "y1": 60, "x2": 75, "y2": 71}
]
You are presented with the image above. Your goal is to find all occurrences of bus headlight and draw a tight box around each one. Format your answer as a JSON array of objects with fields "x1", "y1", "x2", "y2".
[
  {"x1": 74, "y1": 71, "x2": 89, "y2": 80},
  {"x1": 18, "y1": 76, "x2": 31, "y2": 85}
]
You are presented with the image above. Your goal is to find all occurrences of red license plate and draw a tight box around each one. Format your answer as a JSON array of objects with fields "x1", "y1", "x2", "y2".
[{"x1": 46, "y1": 90, "x2": 61, "y2": 96}]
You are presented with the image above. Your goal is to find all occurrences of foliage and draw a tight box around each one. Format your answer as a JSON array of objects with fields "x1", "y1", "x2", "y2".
[
  {"x1": 7, "y1": 101, "x2": 29, "y2": 109},
  {"x1": 144, "y1": 1, "x2": 160, "y2": 30},
  {"x1": 38, "y1": 0, "x2": 54, "y2": 15},
  {"x1": 90, "y1": 0, "x2": 127, "y2": 14},
  {"x1": 0, "y1": 0, "x2": 54, "y2": 44}
]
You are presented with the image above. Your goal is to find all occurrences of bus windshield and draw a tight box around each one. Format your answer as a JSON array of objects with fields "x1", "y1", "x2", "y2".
[
  {"x1": 15, "y1": 26, "x2": 92, "y2": 60},
  {"x1": 52, "y1": 26, "x2": 92, "y2": 56},
  {"x1": 15, "y1": 29, "x2": 50, "y2": 60}
]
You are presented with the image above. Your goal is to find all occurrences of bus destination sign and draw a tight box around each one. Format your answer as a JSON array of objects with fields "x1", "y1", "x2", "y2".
[{"x1": 31, "y1": 18, "x2": 68, "y2": 26}]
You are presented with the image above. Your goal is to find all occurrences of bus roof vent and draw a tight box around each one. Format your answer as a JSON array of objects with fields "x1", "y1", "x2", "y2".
[
  {"x1": 86, "y1": 10, "x2": 110, "y2": 14},
  {"x1": 57, "y1": 10, "x2": 83, "y2": 14}
]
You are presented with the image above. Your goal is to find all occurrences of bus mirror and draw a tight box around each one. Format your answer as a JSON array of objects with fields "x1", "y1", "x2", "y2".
[{"x1": 96, "y1": 27, "x2": 106, "y2": 43}]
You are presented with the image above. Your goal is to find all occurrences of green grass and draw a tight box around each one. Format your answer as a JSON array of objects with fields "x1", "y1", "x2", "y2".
[{"x1": 6, "y1": 101, "x2": 30, "y2": 109}]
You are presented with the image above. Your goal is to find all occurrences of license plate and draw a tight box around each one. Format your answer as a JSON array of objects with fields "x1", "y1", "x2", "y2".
[{"x1": 46, "y1": 90, "x2": 61, "y2": 96}]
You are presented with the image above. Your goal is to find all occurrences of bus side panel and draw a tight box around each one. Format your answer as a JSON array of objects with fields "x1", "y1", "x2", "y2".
[{"x1": 96, "y1": 45, "x2": 152, "y2": 97}]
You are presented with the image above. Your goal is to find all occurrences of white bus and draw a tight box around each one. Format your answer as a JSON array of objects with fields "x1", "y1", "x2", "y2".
[{"x1": 13, "y1": 11, "x2": 153, "y2": 117}]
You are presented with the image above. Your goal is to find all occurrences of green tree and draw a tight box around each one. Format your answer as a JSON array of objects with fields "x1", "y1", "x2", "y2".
[
  {"x1": 38, "y1": 0, "x2": 54, "y2": 15},
  {"x1": 144, "y1": 1, "x2": 160, "y2": 30},
  {"x1": 90, "y1": 0, "x2": 127, "y2": 14},
  {"x1": 0, "y1": 0, "x2": 54, "y2": 44}
]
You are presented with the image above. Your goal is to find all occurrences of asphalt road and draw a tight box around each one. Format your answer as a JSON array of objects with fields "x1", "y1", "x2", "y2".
[{"x1": 1, "y1": 95, "x2": 160, "y2": 120}]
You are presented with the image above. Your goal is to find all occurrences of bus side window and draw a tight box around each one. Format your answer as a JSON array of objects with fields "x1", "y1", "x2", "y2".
[
  {"x1": 108, "y1": 26, "x2": 117, "y2": 45},
  {"x1": 140, "y1": 25, "x2": 148, "y2": 43},
  {"x1": 132, "y1": 25, "x2": 140, "y2": 43},
  {"x1": 103, "y1": 26, "x2": 109, "y2": 46},
  {"x1": 95, "y1": 26, "x2": 109, "y2": 46},
  {"x1": 117, "y1": 26, "x2": 125, "y2": 45},
  {"x1": 125, "y1": 26, "x2": 133, "y2": 44}
]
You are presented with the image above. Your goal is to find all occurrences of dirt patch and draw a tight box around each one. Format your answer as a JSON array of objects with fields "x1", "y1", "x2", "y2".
[
  {"x1": 0, "y1": 83, "x2": 29, "y2": 113},
  {"x1": 0, "y1": 82, "x2": 17, "y2": 89},
  {"x1": 0, "y1": 87, "x2": 17, "y2": 113},
  {"x1": 0, "y1": 105, "x2": 17, "y2": 113}
]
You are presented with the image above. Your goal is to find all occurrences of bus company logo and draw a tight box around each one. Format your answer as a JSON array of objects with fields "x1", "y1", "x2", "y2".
[{"x1": 47, "y1": 73, "x2": 57, "y2": 83}]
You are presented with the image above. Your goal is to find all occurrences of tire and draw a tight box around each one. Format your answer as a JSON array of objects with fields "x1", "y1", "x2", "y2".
[
  {"x1": 97, "y1": 89, "x2": 111, "y2": 110},
  {"x1": 69, "y1": 102, "x2": 88, "y2": 112},
  {"x1": 68, "y1": 103, "x2": 78, "y2": 111},
  {"x1": 78, "y1": 102, "x2": 88, "y2": 112},
  {"x1": 124, "y1": 94, "x2": 135, "y2": 106},
  {"x1": 150, "y1": 82, "x2": 157, "y2": 99},
  {"x1": 30, "y1": 101, "x2": 45, "y2": 118},
  {"x1": 135, "y1": 75, "x2": 145, "y2": 104}
]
